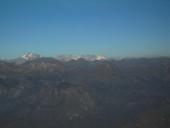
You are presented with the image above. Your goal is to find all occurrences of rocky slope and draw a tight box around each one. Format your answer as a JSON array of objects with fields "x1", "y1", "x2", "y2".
[{"x1": 0, "y1": 58, "x2": 170, "y2": 128}]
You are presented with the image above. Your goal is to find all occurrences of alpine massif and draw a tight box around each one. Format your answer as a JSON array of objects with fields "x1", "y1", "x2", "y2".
[{"x1": 0, "y1": 54, "x2": 170, "y2": 128}]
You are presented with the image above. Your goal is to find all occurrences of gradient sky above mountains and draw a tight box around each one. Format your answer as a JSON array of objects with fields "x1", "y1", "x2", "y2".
[{"x1": 0, "y1": 0, "x2": 169, "y2": 59}]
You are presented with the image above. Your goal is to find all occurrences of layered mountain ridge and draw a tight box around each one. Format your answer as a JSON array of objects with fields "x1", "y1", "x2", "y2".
[{"x1": 0, "y1": 56, "x2": 170, "y2": 128}]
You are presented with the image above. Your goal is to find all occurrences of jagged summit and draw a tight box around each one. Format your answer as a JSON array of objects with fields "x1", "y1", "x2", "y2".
[
  {"x1": 13, "y1": 52, "x2": 41, "y2": 64},
  {"x1": 56, "y1": 54, "x2": 107, "y2": 61},
  {"x1": 12, "y1": 52, "x2": 108, "y2": 64},
  {"x1": 21, "y1": 52, "x2": 40, "y2": 60}
]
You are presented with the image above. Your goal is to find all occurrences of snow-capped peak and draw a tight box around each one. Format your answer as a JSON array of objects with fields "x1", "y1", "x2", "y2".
[
  {"x1": 56, "y1": 54, "x2": 107, "y2": 61},
  {"x1": 56, "y1": 55, "x2": 81, "y2": 61},
  {"x1": 21, "y1": 52, "x2": 40, "y2": 60},
  {"x1": 95, "y1": 56, "x2": 107, "y2": 60}
]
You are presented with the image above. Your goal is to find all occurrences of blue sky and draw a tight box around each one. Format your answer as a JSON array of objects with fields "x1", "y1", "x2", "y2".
[{"x1": 0, "y1": 0, "x2": 169, "y2": 59}]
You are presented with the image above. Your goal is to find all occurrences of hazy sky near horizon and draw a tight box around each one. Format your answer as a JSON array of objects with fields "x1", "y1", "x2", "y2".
[{"x1": 0, "y1": 0, "x2": 170, "y2": 59}]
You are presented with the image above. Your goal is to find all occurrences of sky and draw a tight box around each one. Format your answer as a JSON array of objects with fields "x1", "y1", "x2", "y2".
[{"x1": 0, "y1": 0, "x2": 170, "y2": 59}]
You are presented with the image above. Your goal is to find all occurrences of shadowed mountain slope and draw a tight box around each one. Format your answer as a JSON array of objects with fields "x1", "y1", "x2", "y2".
[{"x1": 0, "y1": 58, "x2": 170, "y2": 128}]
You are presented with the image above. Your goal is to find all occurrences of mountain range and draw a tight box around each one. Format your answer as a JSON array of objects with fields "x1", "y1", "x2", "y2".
[
  {"x1": 0, "y1": 54, "x2": 170, "y2": 128},
  {"x1": 11, "y1": 52, "x2": 107, "y2": 64}
]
